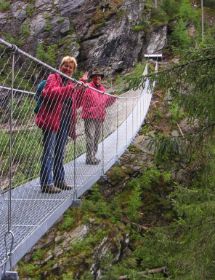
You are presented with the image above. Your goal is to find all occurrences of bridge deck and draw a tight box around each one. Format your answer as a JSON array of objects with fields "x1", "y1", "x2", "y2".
[{"x1": 0, "y1": 84, "x2": 151, "y2": 275}]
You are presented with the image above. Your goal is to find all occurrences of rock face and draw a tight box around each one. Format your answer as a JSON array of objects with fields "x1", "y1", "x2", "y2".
[{"x1": 0, "y1": 0, "x2": 167, "y2": 73}]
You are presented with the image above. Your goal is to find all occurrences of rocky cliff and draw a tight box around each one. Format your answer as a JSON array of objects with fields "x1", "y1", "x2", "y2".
[{"x1": 0, "y1": 0, "x2": 167, "y2": 74}]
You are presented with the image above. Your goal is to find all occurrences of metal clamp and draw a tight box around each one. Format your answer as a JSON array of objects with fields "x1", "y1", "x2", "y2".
[{"x1": 4, "y1": 231, "x2": 14, "y2": 271}]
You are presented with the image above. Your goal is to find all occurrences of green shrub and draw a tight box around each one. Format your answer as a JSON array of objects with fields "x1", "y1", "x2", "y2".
[
  {"x1": 36, "y1": 43, "x2": 58, "y2": 66},
  {"x1": 0, "y1": 132, "x2": 10, "y2": 156},
  {"x1": 26, "y1": 4, "x2": 34, "y2": 17},
  {"x1": 151, "y1": 7, "x2": 169, "y2": 27},
  {"x1": 131, "y1": 24, "x2": 146, "y2": 32},
  {"x1": 126, "y1": 184, "x2": 142, "y2": 222},
  {"x1": 204, "y1": 0, "x2": 215, "y2": 8},
  {"x1": 161, "y1": 0, "x2": 180, "y2": 18},
  {"x1": 59, "y1": 213, "x2": 75, "y2": 230},
  {"x1": 169, "y1": 101, "x2": 185, "y2": 124},
  {"x1": 170, "y1": 19, "x2": 192, "y2": 49},
  {"x1": 179, "y1": 0, "x2": 199, "y2": 24},
  {"x1": 31, "y1": 248, "x2": 46, "y2": 261},
  {"x1": 125, "y1": 63, "x2": 146, "y2": 90},
  {"x1": 152, "y1": 133, "x2": 184, "y2": 163},
  {"x1": 12, "y1": 97, "x2": 35, "y2": 124},
  {"x1": 20, "y1": 22, "x2": 31, "y2": 38},
  {"x1": 2, "y1": 32, "x2": 25, "y2": 47},
  {"x1": 0, "y1": 0, "x2": 10, "y2": 12},
  {"x1": 18, "y1": 263, "x2": 38, "y2": 278}
]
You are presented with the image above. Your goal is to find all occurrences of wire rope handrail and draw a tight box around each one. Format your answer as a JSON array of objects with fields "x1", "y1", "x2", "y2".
[{"x1": 0, "y1": 38, "x2": 144, "y2": 100}]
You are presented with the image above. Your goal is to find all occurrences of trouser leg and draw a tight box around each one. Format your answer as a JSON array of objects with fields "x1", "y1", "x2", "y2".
[
  {"x1": 84, "y1": 119, "x2": 95, "y2": 161},
  {"x1": 53, "y1": 108, "x2": 70, "y2": 184},
  {"x1": 40, "y1": 129, "x2": 56, "y2": 186},
  {"x1": 94, "y1": 120, "x2": 102, "y2": 158}
]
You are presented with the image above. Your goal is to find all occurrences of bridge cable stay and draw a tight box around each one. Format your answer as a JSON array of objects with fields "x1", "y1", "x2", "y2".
[{"x1": 0, "y1": 38, "x2": 156, "y2": 278}]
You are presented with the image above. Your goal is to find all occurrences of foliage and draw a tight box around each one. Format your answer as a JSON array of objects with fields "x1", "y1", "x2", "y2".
[
  {"x1": 179, "y1": 0, "x2": 199, "y2": 24},
  {"x1": 170, "y1": 18, "x2": 192, "y2": 49},
  {"x1": 169, "y1": 100, "x2": 185, "y2": 124},
  {"x1": 134, "y1": 145, "x2": 215, "y2": 279},
  {"x1": 204, "y1": 0, "x2": 215, "y2": 8},
  {"x1": 124, "y1": 63, "x2": 146, "y2": 90},
  {"x1": 0, "y1": 0, "x2": 10, "y2": 12},
  {"x1": 107, "y1": 165, "x2": 128, "y2": 185},
  {"x1": 58, "y1": 212, "x2": 75, "y2": 231},
  {"x1": 0, "y1": 128, "x2": 42, "y2": 187},
  {"x1": 145, "y1": 0, "x2": 200, "y2": 51},
  {"x1": 131, "y1": 24, "x2": 146, "y2": 32},
  {"x1": 26, "y1": 4, "x2": 35, "y2": 17},
  {"x1": 36, "y1": 43, "x2": 58, "y2": 66},
  {"x1": 150, "y1": 7, "x2": 169, "y2": 27},
  {"x1": 126, "y1": 182, "x2": 142, "y2": 222},
  {"x1": 82, "y1": 185, "x2": 111, "y2": 219},
  {"x1": 32, "y1": 248, "x2": 46, "y2": 261},
  {"x1": 151, "y1": 133, "x2": 184, "y2": 163},
  {"x1": 1, "y1": 32, "x2": 25, "y2": 47},
  {"x1": 156, "y1": 47, "x2": 215, "y2": 129},
  {"x1": 18, "y1": 262, "x2": 38, "y2": 278},
  {"x1": 20, "y1": 21, "x2": 31, "y2": 38},
  {"x1": 12, "y1": 97, "x2": 35, "y2": 123},
  {"x1": 160, "y1": 0, "x2": 180, "y2": 18},
  {"x1": 137, "y1": 45, "x2": 215, "y2": 279},
  {"x1": 202, "y1": 25, "x2": 215, "y2": 46},
  {"x1": 92, "y1": 0, "x2": 123, "y2": 25},
  {"x1": 44, "y1": 17, "x2": 52, "y2": 32}
]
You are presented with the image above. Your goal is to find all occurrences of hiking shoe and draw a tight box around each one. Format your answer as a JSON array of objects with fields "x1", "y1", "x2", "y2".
[
  {"x1": 86, "y1": 158, "x2": 100, "y2": 165},
  {"x1": 55, "y1": 181, "x2": 72, "y2": 190},
  {"x1": 41, "y1": 185, "x2": 61, "y2": 194}
]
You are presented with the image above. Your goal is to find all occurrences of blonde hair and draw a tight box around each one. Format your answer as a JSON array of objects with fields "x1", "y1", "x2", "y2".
[{"x1": 60, "y1": 56, "x2": 77, "y2": 71}]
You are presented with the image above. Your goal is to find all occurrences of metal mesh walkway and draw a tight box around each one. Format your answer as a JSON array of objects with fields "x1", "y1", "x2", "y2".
[{"x1": 0, "y1": 38, "x2": 154, "y2": 276}]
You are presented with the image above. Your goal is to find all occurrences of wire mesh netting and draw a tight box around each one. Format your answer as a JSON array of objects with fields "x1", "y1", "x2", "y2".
[{"x1": 0, "y1": 38, "x2": 151, "y2": 271}]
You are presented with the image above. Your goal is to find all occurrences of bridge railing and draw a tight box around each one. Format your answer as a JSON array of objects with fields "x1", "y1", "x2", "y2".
[{"x1": 0, "y1": 38, "x2": 152, "y2": 275}]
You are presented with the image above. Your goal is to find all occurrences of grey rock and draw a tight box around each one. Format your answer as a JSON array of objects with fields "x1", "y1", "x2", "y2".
[
  {"x1": 146, "y1": 25, "x2": 167, "y2": 54},
  {"x1": 1, "y1": 0, "x2": 167, "y2": 77},
  {"x1": 30, "y1": 14, "x2": 46, "y2": 36},
  {"x1": 133, "y1": 135, "x2": 155, "y2": 155},
  {"x1": 179, "y1": 118, "x2": 199, "y2": 134},
  {"x1": 53, "y1": 0, "x2": 59, "y2": 5},
  {"x1": 35, "y1": 0, "x2": 52, "y2": 9},
  {"x1": 174, "y1": 169, "x2": 190, "y2": 184},
  {"x1": 60, "y1": 18, "x2": 70, "y2": 34},
  {"x1": 50, "y1": 16, "x2": 70, "y2": 35},
  {"x1": 0, "y1": 12, "x2": 9, "y2": 26},
  {"x1": 59, "y1": 0, "x2": 87, "y2": 16},
  {"x1": 53, "y1": 248, "x2": 63, "y2": 257},
  {"x1": 11, "y1": 1, "x2": 27, "y2": 21},
  {"x1": 171, "y1": 130, "x2": 179, "y2": 137},
  {"x1": 58, "y1": 34, "x2": 80, "y2": 58}
]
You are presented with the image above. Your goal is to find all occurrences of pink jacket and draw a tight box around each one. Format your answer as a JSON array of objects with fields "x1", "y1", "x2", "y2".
[
  {"x1": 82, "y1": 81, "x2": 116, "y2": 121},
  {"x1": 36, "y1": 73, "x2": 84, "y2": 136}
]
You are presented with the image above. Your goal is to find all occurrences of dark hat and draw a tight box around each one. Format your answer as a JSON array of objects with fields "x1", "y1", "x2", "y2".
[{"x1": 90, "y1": 68, "x2": 105, "y2": 79}]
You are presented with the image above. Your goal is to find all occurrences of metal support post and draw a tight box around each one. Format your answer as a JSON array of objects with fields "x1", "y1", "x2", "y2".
[
  {"x1": 116, "y1": 101, "x2": 119, "y2": 160},
  {"x1": 201, "y1": 0, "x2": 204, "y2": 41},
  {"x1": 125, "y1": 97, "x2": 128, "y2": 148},
  {"x1": 132, "y1": 98, "x2": 134, "y2": 141},
  {"x1": 3, "y1": 48, "x2": 17, "y2": 277},
  {"x1": 72, "y1": 137, "x2": 80, "y2": 206},
  {"x1": 101, "y1": 119, "x2": 105, "y2": 176}
]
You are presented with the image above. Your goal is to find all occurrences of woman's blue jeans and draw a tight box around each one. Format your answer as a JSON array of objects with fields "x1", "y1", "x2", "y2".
[{"x1": 40, "y1": 104, "x2": 71, "y2": 187}]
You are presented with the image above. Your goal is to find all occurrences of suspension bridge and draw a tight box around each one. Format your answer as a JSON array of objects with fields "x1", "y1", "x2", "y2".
[{"x1": 0, "y1": 38, "x2": 158, "y2": 279}]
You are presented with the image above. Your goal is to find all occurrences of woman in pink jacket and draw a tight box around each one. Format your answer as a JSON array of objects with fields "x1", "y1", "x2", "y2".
[
  {"x1": 82, "y1": 70, "x2": 116, "y2": 165},
  {"x1": 36, "y1": 56, "x2": 86, "y2": 193}
]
